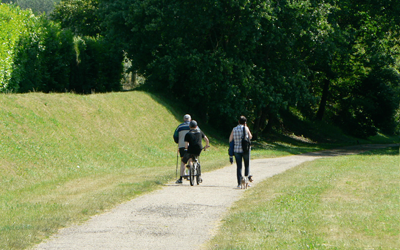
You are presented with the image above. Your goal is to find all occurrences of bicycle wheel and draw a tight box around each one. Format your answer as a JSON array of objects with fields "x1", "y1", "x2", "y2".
[
  {"x1": 189, "y1": 163, "x2": 195, "y2": 186},
  {"x1": 196, "y1": 162, "x2": 201, "y2": 185}
]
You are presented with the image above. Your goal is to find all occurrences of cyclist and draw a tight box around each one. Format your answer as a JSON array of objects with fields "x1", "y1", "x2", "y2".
[
  {"x1": 178, "y1": 120, "x2": 210, "y2": 183},
  {"x1": 173, "y1": 114, "x2": 192, "y2": 184}
]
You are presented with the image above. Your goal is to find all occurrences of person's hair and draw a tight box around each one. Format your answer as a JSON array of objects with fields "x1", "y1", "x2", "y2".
[
  {"x1": 189, "y1": 120, "x2": 197, "y2": 128},
  {"x1": 238, "y1": 116, "x2": 247, "y2": 125}
]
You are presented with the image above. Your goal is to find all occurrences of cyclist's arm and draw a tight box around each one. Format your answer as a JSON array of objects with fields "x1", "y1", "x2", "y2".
[
  {"x1": 184, "y1": 141, "x2": 189, "y2": 150},
  {"x1": 204, "y1": 135, "x2": 210, "y2": 148}
]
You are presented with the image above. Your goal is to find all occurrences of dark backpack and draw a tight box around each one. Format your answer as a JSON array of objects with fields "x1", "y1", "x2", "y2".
[{"x1": 241, "y1": 126, "x2": 251, "y2": 153}]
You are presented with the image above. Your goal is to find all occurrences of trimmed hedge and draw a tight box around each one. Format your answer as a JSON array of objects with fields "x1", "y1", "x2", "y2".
[{"x1": 1, "y1": 3, "x2": 123, "y2": 94}]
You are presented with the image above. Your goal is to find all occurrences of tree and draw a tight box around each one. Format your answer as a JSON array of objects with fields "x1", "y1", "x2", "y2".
[
  {"x1": 100, "y1": 0, "x2": 330, "y2": 133},
  {"x1": 51, "y1": 0, "x2": 100, "y2": 36},
  {"x1": 1, "y1": 0, "x2": 60, "y2": 14},
  {"x1": 305, "y1": 0, "x2": 400, "y2": 136},
  {"x1": 99, "y1": 0, "x2": 400, "y2": 137}
]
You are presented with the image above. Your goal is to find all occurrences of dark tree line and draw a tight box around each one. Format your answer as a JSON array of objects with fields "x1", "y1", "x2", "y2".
[
  {"x1": 2, "y1": 0, "x2": 399, "y2": 137},
  {"x1": 98, "y1": 0, "x2": 400, "y2": 137}
]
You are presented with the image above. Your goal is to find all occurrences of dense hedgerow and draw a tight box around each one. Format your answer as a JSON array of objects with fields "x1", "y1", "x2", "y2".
[{"x1": 1, "y1": 3, "x2": 123, "y2": 94}]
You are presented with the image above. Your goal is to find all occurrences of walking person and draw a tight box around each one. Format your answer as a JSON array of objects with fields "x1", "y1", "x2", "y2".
[
  {"x1": 229, "y1": 116, "x2": 252, "y2": 188},
  {"x1": 173, "y1": 114, "x2": 192, "y2": 183}
]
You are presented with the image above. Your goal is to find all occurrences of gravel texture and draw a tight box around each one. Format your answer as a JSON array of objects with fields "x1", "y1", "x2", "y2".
[{"x1": 33, "y1": 144, "x2": 397, "y2": 250}]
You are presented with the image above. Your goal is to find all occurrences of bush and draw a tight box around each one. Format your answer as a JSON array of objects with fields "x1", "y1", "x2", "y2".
[
  {"x1": 10, "y1": 16, "x2": 75, "y2": 93},
  {"x1": 0, "y1": 4, "x2": 35, "y2": 91}
]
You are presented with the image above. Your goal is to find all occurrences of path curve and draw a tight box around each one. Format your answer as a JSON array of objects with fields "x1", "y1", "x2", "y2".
[{"x1": 33, "y1": 144, "x2": 397, "y2": 250}]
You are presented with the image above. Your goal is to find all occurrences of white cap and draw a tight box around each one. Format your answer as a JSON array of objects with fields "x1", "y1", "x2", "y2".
[{"x1": 183, "y1": 114, "x2": 191, "y2": 121}]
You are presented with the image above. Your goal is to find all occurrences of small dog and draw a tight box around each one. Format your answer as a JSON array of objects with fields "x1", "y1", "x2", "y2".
[
  {"x1": 241, "y1": 176, "x2": 249, "y2": 189},
  {"x1": 248, "y1": 175, "x2": 254, "y2": 183}
]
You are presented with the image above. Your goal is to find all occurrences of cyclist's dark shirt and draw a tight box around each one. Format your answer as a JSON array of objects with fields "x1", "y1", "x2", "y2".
[{"x1": 184, "y1": 128, "x2": 205, "y2": 156}]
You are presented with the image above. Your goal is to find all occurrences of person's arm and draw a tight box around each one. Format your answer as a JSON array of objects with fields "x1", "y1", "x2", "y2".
[
  {"x1": 184, "y1": 141, "x2": 189, "y2": 150},
  {"x1": 173, "y1": 126, "x2": 179, "y2": 143},
  {"x1": 204, "y1": 135, "x2": 210, "y2": 148},
  {"x1": 245, "y1": 124, "x2": 253, "y2": 140},
  {"x1": 229, "y1": 130, "x2": 234, "y2": 142}
]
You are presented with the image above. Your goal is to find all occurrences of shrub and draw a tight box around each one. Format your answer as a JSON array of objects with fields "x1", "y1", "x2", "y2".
[
  {"x1": 0, "y1": 3, "x2": 35, "y2": 91},
  {"x1": 10, "y1": 16, "x2": 75, "y2": 92}
]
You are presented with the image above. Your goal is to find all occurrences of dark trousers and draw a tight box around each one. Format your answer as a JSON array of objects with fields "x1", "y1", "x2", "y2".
[{"x1": 235, "y1": 151, "x2": 250, "y2": 186}]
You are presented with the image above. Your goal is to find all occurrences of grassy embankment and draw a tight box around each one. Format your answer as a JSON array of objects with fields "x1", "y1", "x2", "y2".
[
  {"x1": 0, "y1": 91, "x2": 398, "y2": 249},
  {"x1": 206, "y1": 146, "x2": 400, "y2": 249}
]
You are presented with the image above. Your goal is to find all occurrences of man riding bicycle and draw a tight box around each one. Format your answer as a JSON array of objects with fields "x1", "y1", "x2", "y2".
[{"x1": 176, "y1": 120, "x2": 210, "y2": 184}]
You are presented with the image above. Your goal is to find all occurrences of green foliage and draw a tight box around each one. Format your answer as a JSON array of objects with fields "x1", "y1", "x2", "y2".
[
  {"x1": 51, "y1": 0, "x2": 100, "y2": 36},
  {"x1": 1, "y1": 2, "x2": 123, "y2": 94},
  {"x1": 337, "y1": 67, "x2": 400, "y2": 137},
  {"x1": 100, "y1": 0, "x2": 399, "y2": 138},
  {"x1": 305, "y1": 0, "x2": 400, "y2": 137},
  {"x1": 100, "y1": 0, "x2": 328, "y2": 131},
  {"x1": 0, "y1": 4, "x2": 35, "y2": 91},
  {"x1": 1, "y1": 0, "x2": 60, "y2": 14},
  {"x1": 10, "y1": 16, "x2": 75, "y2": 92}
]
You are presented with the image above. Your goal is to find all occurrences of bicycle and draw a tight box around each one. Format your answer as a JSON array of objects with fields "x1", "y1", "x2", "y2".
[
  {"x1": 183, "y1": 146, "x2": 208, "y2": 186},
  {"x1": 189, "y1": 155, "x2": 202, "y2": 186}
]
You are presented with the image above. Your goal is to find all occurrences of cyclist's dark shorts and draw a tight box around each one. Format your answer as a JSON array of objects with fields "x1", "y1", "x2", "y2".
[
  {"x1": 179, "y1": 148, "x2": 186, "y2": 158},
  {"x1": 182, "y1": 152, "x2": 199, "y2": 164}
]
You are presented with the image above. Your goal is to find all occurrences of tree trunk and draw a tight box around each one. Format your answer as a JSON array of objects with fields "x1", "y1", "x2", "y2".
[
  {"x1": 316, "y1": 79, "x2": 330, "y2": 121},
  {"x1": 252, "y1": 105, "x2": 270, "y2": 140}
]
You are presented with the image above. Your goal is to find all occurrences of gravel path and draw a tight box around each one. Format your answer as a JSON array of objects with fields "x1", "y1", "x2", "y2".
[{"x1": 33, "y1": 144, "x2": 397, "y2": 250}]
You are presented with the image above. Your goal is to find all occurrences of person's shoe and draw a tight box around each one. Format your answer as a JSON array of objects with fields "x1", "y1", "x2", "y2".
[
  {"x1": 237, "y1": 185, "x2": 241, "y2": 189},
  {"x1": 175, "y1": 179, "x2": 183, "y2": 184}
]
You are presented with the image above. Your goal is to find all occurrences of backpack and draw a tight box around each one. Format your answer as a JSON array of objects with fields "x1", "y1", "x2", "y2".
[{"x1": 241, "y1": 126, "x2": 251, "y2": 153}]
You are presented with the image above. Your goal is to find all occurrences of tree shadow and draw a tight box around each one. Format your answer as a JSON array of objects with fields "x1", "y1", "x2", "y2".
[
  {"x1": 141, "y1": 90, "x2": 227, "y2": 146},
  {"x1": 300, "y1": 144, "x2": 399, "y2": 157}
]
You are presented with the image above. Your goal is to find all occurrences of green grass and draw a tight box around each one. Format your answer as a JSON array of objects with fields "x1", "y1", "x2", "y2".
[
  {"x1": 0, "y1": 91, "x2": 321, "y2": 249},
  {"x1": 206, "y1": 146, "x2": 400, "y2": 249},
  {"x1": 0, "y1": 91, "x2": 397, "y2": 249},
  {"x1": 0, "y1": 91, "x2": 229, "y2": 249}
]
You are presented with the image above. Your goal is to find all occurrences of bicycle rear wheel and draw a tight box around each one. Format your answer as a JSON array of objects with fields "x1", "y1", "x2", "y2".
[
  {"x1": 196, "y1": 162, "x2": 201, "y2": 185},
  {"x1": 189, "y1": 164, "x2": 195, "y2": 186}
]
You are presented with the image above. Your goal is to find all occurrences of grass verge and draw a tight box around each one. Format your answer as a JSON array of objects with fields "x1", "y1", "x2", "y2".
[
  {"x1": 0, "y1": 91, "x2": 335, "y2": 250},
  {"x1": 205, "y1": 146, "x2": 400, "y2": 249},
  {"x1": 0, "y1": 91, "x2": 397, "y2": 249}
]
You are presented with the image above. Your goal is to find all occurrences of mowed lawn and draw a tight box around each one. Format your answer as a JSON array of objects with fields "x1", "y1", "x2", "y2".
[
  {"x1": 0, "y1": 91, "x2": 229, "y2": 249},
  {"x1": 0, "y1": 91, "x2": 328, "y2": 249},
  {"x1": 0, "y1": 91, "x2": 397, "y2": 249},
  {"x1": 206, "y1": 146, "x2": 400, "y2": 250}
]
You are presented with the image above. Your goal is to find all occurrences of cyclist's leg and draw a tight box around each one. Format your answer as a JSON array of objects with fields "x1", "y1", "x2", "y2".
[
  {"x1": 187, "y1": 156, "x2": 194, "y2": 168},
  {"x1": 182, "y1": 153, "x2": 191, "y2": 169}
]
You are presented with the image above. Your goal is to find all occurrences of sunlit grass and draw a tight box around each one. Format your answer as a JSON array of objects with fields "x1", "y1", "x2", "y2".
[
  {"x1": 0, "y1": 91, "x2": 396, "y2": 249},
  {"x1": 0, "y1": 91, "x2": 229, "y2": 249},
  {"x1": 0, "y1": 91, "x2": 299, "y2": 249},
  {"x1": 206, "y1": 146, "x2": 400, "y2": 249}
]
